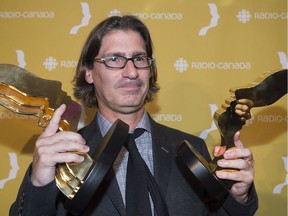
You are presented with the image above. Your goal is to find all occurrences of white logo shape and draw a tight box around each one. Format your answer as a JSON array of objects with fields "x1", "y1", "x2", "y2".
[
  {"x1": 108, "y1": 9, "x2": 122, "y2": 17},
  {"x1": 16, "y1": 50, "x2": 26, "y2": 68},
  {"x1": 0, "y1": 153, "x2": 19, "y2": 189},
  {"x1": 273, "y1": 157, "x2": 288, "y2": 194},
  {"x1": 277, "y1": 52, "x2": 288, "y2": 68},
  {"x1": 174, "y1": 58, "x2": 189, "y2": 73},
  {"x1": 200, "y1": 104, "x2": 218, "y2": 139},
  {"x1": 199, "y1": 3, "x2": 220, "y2": 36},
  {"x1": 70, "y1": 2, "x2": 91, "y2": 35},
  {"x1": 43, "y1": 56, "x2": 58, "y2": 71},
  {"x1": 237, "y1": 9, "x2": 252, "y2": 23}
]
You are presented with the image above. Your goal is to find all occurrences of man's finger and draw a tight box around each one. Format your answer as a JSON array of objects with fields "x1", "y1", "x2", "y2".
[
  {"x1": 213, "y1": 146, "x2": 226, "y2": 157},
  {"x1": 233, "y1": 131, "x2": 244, "y2": 148},
  {"x1": 40, "y1": 104, "x2": 66, "y2": 138}
]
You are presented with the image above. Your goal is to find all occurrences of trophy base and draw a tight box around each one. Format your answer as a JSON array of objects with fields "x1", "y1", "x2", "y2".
[{"x1": 177, "y1": 140, "x2": 233, "y2": 199}]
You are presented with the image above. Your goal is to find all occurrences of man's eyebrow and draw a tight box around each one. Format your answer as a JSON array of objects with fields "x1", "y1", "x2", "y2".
[
  {"x1": 103, "y1": 52, "x2": 124, "y2": 57},
  {"x1": 103, "y1": 51, "x2": 148, "y2": 57},
  {"x1": 133, "y1": 51, "x2": 148, "y2": 56}
]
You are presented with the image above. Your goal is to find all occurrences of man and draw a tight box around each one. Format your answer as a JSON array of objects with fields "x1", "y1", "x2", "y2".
[{"x1": 10, "y1": 15, "x2": 258, "y2": 216}]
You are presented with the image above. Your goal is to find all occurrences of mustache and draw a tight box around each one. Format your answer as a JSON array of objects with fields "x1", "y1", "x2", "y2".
[{"x1": 115, "y1": 79, "x2": 143, "y2": 88}]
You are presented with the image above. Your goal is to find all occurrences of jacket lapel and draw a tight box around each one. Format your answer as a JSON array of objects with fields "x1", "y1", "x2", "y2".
[
  {"x1": 106, "y1": 170, "x2": 127, "y2": 216},
  {"x1": 150, "y1": 118, "x2": 175, "y2": 196}
]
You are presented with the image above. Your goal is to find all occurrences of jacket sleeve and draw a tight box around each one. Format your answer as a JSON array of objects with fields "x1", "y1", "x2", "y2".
[
  {"x1": 9, "y1": 164, "x2": 59, "y2": 216},
  {"x1": 222, "y1": 183, "x2": 258, "y2": 216}
]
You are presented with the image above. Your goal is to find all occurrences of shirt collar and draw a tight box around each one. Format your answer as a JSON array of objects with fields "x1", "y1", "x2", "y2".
[{"x1": 97, "y1": 110, "x2": 151, "y2": 137}]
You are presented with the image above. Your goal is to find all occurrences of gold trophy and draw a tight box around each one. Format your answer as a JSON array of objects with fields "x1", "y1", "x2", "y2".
[
  {"x1": 177, "y1": 69, "x2": 287, "y2": 199},
  {"x1": 0, "y1": 64, "x2": 128, "y2": 215}
]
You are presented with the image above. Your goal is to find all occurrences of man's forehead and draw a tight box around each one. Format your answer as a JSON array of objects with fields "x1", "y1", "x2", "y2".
[{"x1": 99, "y1": 30, "x2": 147, "y2": 56}]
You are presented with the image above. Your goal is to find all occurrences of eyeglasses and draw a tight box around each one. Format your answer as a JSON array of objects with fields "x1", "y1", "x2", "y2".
[{"x1": 94, "y1": 55, "x2": 154, "y2": 69}]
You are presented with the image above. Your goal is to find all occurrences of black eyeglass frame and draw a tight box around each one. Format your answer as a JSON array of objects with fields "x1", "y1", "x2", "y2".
[{"x1": 94, "y1": 55, "x2": 154, "y2": 69}]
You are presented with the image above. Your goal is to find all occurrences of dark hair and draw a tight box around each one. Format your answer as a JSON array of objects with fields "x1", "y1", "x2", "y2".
[{"x1": 73, "y1": 15, "x2": 159, "y2": 108}]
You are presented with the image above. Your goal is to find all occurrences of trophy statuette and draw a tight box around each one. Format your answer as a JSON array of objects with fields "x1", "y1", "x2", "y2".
[
  {"x1": 0, "y1": 64, "x2": 129, "y2": 215},
  {"x1": 177, "y1": 69, "x2": 287, "y2": 199}
]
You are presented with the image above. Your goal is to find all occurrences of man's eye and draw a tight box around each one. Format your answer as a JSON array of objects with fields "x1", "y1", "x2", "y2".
[
  {"x1": 134, "y1": 56, "x2": 146, "y2": 62},
  {"x1": 108, "y1": 56, "x2": 119, "y2": 62}
]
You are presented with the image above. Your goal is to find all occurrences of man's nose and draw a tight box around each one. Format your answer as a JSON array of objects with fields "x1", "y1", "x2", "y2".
[{"x1": 123, "y1": 60, "x2": 139, "y2": 79}]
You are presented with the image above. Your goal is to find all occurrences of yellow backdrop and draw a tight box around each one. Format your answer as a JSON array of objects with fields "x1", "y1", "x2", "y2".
[{"x1": 0, "y1": 0, "x2": 287, "y2": 215}]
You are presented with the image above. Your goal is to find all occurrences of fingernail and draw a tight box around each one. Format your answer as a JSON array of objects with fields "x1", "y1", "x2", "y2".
[
  {"x1": 216, "y1": 171, "x2": 225, "y2": 178},
  {"x1": 79, "y1": 156, "x2": 85, "y2": 162},
  {"x1": 217, "y1": 160, "x2": 228, "y2": 166},
  {"x1": 214, "y1": 146, "x2": 220, "y2": 155}
]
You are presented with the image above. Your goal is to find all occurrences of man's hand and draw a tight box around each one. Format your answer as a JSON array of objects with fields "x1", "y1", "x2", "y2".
[
  {"x1": 214, "y1": 131, "x2": 255, "y2": 204},
  {"x1": 31, "y1": 104, "x2": 89, "y2": 186}
]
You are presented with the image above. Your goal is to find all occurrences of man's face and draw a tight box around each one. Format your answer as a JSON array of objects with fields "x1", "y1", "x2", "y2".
[{"x1": 85, "y1": 30, "x2": 151, "y2": 116}]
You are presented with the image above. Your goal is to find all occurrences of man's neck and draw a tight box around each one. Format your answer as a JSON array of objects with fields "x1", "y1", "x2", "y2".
[{"x1": 98, "y1": 107, "x2": 145, "y2": 132}]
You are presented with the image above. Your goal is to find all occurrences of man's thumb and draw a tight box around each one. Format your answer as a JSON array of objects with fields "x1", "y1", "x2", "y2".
[{"x1": 40, "y1": 104, "x2": 66, "y2": 137}]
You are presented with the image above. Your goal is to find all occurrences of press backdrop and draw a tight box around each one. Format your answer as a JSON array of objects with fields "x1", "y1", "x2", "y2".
[{"x1": 0, "y1": 1, "x2": 287, "y2": 215}]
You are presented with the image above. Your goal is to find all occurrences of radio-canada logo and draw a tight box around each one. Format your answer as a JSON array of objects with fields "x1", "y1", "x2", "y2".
[{"x1": 43, "y1": 56, "x2": 58, "y2": 71}]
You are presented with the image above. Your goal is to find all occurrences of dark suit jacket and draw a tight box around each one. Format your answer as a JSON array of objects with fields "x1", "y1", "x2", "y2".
[{"x1": 10, "y1": 115, "x2": 258, "y2": 216}]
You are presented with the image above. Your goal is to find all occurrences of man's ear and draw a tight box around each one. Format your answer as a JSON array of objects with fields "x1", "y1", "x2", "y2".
[{"x1": 85, "y1": 69, "x2": 93, "y2": 84}]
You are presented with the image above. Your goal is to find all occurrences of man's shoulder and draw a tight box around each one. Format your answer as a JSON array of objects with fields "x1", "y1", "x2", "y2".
[{"x1": 149, "y1": 117, "x2": 204, "y2": 144}]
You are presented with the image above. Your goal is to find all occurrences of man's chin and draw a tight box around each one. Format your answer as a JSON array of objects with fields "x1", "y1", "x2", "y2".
[{"x1": 118, "y1": 103, "x2": 144, "y2": 114}]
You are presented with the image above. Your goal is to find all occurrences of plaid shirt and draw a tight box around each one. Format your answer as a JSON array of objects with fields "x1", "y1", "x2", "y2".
[{"x1": 97, "y1": 111, "x2": 154, "y2": 210}]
